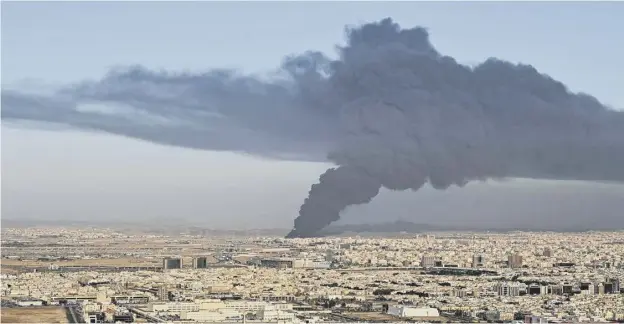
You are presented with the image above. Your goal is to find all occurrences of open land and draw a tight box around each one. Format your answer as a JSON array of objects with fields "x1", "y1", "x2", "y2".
[{"x1": 0, "y1": 306, "x2": 69, "y2": 323}]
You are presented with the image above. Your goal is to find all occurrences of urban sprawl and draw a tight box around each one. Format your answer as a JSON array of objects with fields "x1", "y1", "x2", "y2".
[{"x1": 1, "y1": 227, "x2": 623, "y2": 323}]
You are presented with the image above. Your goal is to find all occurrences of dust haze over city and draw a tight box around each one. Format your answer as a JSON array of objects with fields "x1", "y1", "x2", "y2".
[{"x1": 2, "y1": 2, "x2": 624, "y2": 236}]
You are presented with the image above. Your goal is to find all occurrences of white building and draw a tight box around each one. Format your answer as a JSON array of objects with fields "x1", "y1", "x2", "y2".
[
  {"x1": 180, "y1": 309, "x2": 242, "y2": 322},
  {"x1": 292, "y1": 259, "x2": 331, "y2": 269},
  {"x1": 224, "y1": 300, "x2": 269, "y2": 312},
  {"x1": 150, "y1": 301, "x2": 200, "y2": 312},
  {"x1": 496, "y1": 283, "x2": 521, "y2": 297},
  {"x1": 420, "y1": 255, "x2": 436, "y2": 268},
  {"x1": 259, "y1": 306, "x2": 296, "y2": 322},
  {"x1": 387, "y1": 306, "x2": 440, "y2": 318},
  {"x1": 16, "y1": 299, "x2": 43, "y2": 307}
]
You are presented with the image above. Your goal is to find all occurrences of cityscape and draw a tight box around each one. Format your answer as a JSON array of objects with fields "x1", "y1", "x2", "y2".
[
  {"x1": 1, "y1": 226, "x2": 623, "y2": 323},
  {"x1": 3, "y1": 1, "x2": 624, "y2": 323}
]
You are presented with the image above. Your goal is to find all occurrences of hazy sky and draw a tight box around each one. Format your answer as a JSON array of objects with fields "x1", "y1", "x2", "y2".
[{"x1": 2, "y1": 1, "x2": 623, "y2": 229}]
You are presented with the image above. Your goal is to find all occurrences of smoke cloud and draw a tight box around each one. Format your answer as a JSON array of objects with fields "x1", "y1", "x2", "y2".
[{"x1": 3, "y1": 18, "x2": 624, "y2": 238}]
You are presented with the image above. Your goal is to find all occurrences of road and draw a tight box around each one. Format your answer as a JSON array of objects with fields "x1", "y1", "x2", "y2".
[{"x1": 65, "y1": 305, "x2": 82, "y2": 323}]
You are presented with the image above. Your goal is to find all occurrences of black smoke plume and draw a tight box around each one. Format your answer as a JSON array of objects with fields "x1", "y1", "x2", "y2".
[{"x1": 2, "y1": 18, "x2": 623, "y2": 238}]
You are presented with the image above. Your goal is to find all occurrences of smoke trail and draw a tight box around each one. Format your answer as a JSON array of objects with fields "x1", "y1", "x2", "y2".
[
  {"x1": 286, "y1": 19, "x2": 624, "y2": 237},
  {"x1": 2, "y1": 58, "x2": 338, "y2": 162},
  {"x1": 287, "y1": 166, "x2": 382, "y2": 238},
  {"x1": 2, "y1": 18, "x2": 624, "y2": 237}
]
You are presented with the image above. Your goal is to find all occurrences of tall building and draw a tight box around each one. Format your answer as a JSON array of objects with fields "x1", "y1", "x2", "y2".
[
  {"x1": 158, "y1": 286, "x2": 169, "y2": 301},
  {"x1": 551, "y1": 285, "x2": 564, "y2": 295},
  {"x1": 192, "y1": 257, "x2": 208, "y2": 269},
  {"x1": 163, "y1": 257, "x2": 182, "y2": 270},
  {"x1": 527, "y1": 284, "x2": 543, "y2": 295},
  {"x1": 472, "y1": 254, "x2": 485, "y2": 268},
  {"x1": 421, "y1": 255, "x2": 436, "y2": 268},
  {"x1": 496, "y1": 283, "x2": 521, "y2": 297},
  {"x1": 542, "y1": 248, "x2": 553, "y2": 257},
  {"x1": 580, "y1": 282, "x2": 594, "y2": 295},
  {"x1": 325, "y1": 250, "x2": 336, "y2": 262},
  {"x1": 603, "y1": 282, "x2": 615, "y2": 294},
  {"x1": 508, "y1": 254, "x2": 523, "y2": 268},
  {"x1": 608, "y1": 278, "x2": 620, "y2": 294}
]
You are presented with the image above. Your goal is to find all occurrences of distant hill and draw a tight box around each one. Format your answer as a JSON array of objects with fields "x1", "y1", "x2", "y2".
[
  {"x1": 3, "y1": 217, "x2": 621, "y2": 236},
  {"x1": 319, "y1": 220, "x2": 440, "y2": 235},
  {"x1": 316, "y1": 220, "x2": 623, "y2": 236}
]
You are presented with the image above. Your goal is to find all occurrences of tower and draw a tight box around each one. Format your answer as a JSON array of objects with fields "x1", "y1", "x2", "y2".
[
  {"x1": 508, "y1": 254, "x2": 523, "y2": 268},
  {"x1": 472, "y1": 254, "x2": 485, "y2": 268},
  {"x1": 421, "y1": 255, "x2": 436, "y2": 268},
  {"x1": 192, "y1": 257, "x2": 208, "y2": 269},
  {"x1": 158, "y1": 286, "x2": 169, "y2": 301},
  {"x1": 163, "y1": 257, "x2": 182, "y2": 270}
]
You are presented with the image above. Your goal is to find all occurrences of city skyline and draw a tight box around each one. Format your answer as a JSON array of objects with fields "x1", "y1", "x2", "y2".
[{"x1": 2, "y1": 226, "x2": 623, "y2": 323}]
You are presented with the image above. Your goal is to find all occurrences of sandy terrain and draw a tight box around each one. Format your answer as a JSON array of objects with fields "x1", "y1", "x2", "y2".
[
  {"x1": 1, "y1": 258, "x2": 159, "y2": 267},
  {"x1": 0, "y1": 306, "x2": 69, "y2": 323},
  {"x1": 0, "y1": 267, "x2": 19, "y2": 274},
  {"x1": 345, "y1": 312, "x2": 447, "y2": 322}
]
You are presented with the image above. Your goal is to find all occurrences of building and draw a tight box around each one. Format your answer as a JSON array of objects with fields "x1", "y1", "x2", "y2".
[
  {"x1": 162, "y1": 257, "x2": 182, "y2": 270},
  {"x1": 421, "y1": 255, "x2": 436, "y2": 268},
  {"x1": 259, "y1": 305, "x2": 296, "y2": 322},
  {"x1": 260, "y1": 295, "x2": 296, "y2": 303},
  {"x1": 87, "y1": 312, "x2": 105, "y2": 323},
  {"x1": 15, "y1": 299, "x2": 43, "y2": 307},
  {"x1": 387, "y1": 306, "x2": 440, "y2": 318},
  {"x1": 112, "y1": 296, "x2": 150, "y2": 305},
  {"x1": 508, "y1": 254, "x2": 523, "y2": 268},
  {"x1": 151, "y1": 302, "x2": 200, "y2": 312},
  {"x1": 580, "y1": 282, "x2": 594, "y2": 295},
  {"x1": 453, "y1": 289, "x2": 467, "y2": 298},
  {"x1": 496, "y1": 283, "x2": 521, "y2": 297},
  {"x1": 192, "y1": 257, "x2": 208, "y2": 269},
  {"x1": 525, "y1": 315, "x2": 547, "y2": 323},
  {"x1": 484, "y1": 310, "x2": 501, "y2": 322},
  {"x1": 551, "y1": 285, "x2": 564, "y2": 295},
  {"x1": 543, "y1": 248, "x2": 553, "y2": 257},
  {"x1": 325, "y1": 250, "x2": 335, "y2": 262},
  {"x1": 608, "y1": 278, "x2": 620, "y2": 294},
  {"x1": 562, "y1": 283, "x2": 574, "y2": 295},
  {"x1": 224, "y1": 300, "x2": 269, "y2": 312},
  {"x1": 472, "y1": 254, "x2": 485, "y2": 268},
  {"x1": 112, "y1": 314, "x2": 134, "y2": 323},
  {"x1": 604, "y1": 282, "x2": 615, "y2": 294},
  {"x1": 205, "y1": 284, "x2": 231, "y2": 293},
  {"x1": 260, "y1": 258, "x2": 294, "y2": 269},
  {"x1": 260, "y1": 258, "x2": 330, "y2": 269},
  {"x1": 158, "y1": 286, "x2": 169, "y2": 301},
  {"x1": 527, "y1": 284, "x2": 543, "y2": 295},
  {"x1": 181, "y1": 310, "x2": 240, "y2": 322},
  {"x1": 293, "y1": 259, "x2": 331, "y2": 269}
]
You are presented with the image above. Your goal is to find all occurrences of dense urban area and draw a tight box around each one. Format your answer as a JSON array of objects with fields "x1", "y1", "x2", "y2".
[{"x1": 1, "y1": 227, "x2": 623, "y2": 323}]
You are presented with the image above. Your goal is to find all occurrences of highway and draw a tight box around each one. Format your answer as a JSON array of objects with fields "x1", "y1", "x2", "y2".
[
  {"x1": 65, "y1": 305, "x2": 82, "y2": 323},
  {"x1": 128, "y1": 306, "x2": 165, "y2": 322}
]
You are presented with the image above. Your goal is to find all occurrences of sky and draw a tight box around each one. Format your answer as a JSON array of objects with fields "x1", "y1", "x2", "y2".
[{"x1": 2, "y1": 1, "x2": 623, "y2": 229}]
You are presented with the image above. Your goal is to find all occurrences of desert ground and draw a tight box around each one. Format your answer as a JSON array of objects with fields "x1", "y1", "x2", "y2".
[
  {"x1": 0, "y1": 306, "x2": 69, "y2": 323},
  {"x1": 1, "y1": 257, "x2": 159, "y2": 267}
]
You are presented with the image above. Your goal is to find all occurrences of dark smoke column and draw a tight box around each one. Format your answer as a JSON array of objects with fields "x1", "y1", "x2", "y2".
[{"x1": 286, "y1": 166, "x2": 382, "y2": 238}]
